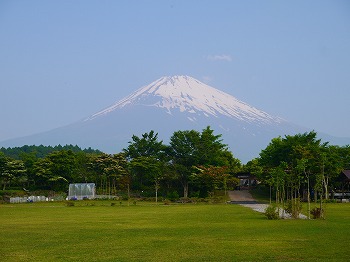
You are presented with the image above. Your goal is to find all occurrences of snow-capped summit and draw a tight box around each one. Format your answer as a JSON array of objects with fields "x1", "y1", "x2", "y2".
[
  {"x1": 87, "y1": 75, "x2": 284, "y2": 125},
  {"x1": 0, "y1": 75, "x2": 313, "y2": 162}
]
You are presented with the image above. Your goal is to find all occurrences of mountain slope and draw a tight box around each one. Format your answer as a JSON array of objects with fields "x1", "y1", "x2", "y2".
[
  {"x1": 1, "y1": 75, "x2": 345, "y2": 162},
  {"x1": 87, "y1": 75, "x2": 284, "y2": 125}
]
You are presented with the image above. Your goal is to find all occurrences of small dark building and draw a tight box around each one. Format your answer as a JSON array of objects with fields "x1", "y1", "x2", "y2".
[
  {"x1": 340, "y1": 170, "x2": 350, "y2": 182},
  {"x1": 334, "y1": 170, "x2": 350, "y2": 199},
  {"x1": 235, "y1": 172, "x2": 257, "y2": 189}
]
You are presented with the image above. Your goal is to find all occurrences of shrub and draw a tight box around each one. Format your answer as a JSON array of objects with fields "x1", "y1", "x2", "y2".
[
  {"x1": 167, "y1": 191, "x2": 180, "y2": 201},
  {"x1": 264, "y1": 205, "x2": 279, "y2": 220},
  {"x1": 210, "y1": 196, "x2": 225, "y2": 204},
  {"x1": 178, "y1": 197, "x2": 191, "y2": 203},
  {"x1": 285, "y1": 198, "x2": 302, "y2": 219},
  {"x1": 311, "y1": 207, "x2": 324, "y2": 219},
  {"x1": 190, "y1": 191, "x2": 200, "y2": 198},
  {"x1": 0, "y1": 195, "x2": 5, "y2": 204},
  {"x1": 0, "y1": 190, "x2": 27, "y2": 197}
]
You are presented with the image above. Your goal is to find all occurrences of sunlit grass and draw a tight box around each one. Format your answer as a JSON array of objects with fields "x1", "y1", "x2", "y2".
[{"x1": 1, "y1": 201, "x2": 349, "y2": 261}]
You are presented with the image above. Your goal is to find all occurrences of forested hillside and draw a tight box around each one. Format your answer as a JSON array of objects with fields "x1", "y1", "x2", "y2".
[{"x1": 0, "y1": 144, "x2": 102, "y2": 159}]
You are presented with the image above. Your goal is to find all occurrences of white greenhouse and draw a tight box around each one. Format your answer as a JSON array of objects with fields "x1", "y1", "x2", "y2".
[{"x1": 68, "y1": 183, "x2": 96, "y2": 200}]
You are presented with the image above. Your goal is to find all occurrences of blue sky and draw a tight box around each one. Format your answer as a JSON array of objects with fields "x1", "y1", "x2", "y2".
[{"x1": 1, "y1": 0, "x2": 349, "y2": 142}]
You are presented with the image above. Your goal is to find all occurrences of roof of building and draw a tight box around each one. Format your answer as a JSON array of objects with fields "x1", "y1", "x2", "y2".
[{"x1": 341, "y1": 170, "x2": 350, "y2": 180}]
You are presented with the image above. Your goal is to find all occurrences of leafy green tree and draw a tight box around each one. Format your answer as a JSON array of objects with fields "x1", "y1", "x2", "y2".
[
  {"x1": 19, "y1": 152, "x2": 38, "y2": 189},
  {"x1": 244, "y1": 158, "x2": 263, "y2": 182},
  {"x1": 338, "y1": 145, "x2": 350, "y2": 169},
  {"x1": 48, "y1": 150, "x2": 77, "y2": 184},
  {"x1": 73, "y1": 152, "x2": 97, "y2": 183},
  {"x1": 243, "y1": 158, "x2": 263, "y2": 196},
  {"x1": 168, "y1": 127, "x2": 238, "y2": 198},
  {"x1": 197, "y1": 126, "x2": 227, "y2": 165},
  {"x1": 89, "y1": 153, "x2": 128, "y2": 195},
  {"x1": 168, "y1": 130, "x2": 200, "y2": 198},
  {"x1": 33, "y1": 157, "x2": 53, "y2": 188},
  {"x1": 108, "y1": 153, "x2": 129, "y2": 196},
  {"x1": 124, "y1": 130, "x2": 165, "y2": 159},
  {"x1": 270, "y1": 162, "x2": 288, "y2": 216},
  {"x1": 32, "y1": 150, "x2": 77, "y2": 191},
  {"x1": 124, "y1": 131, "x2": 166, "y2": 197},
  {"x1": 129, "y1": 156, "x2": 164, "y2": 202},
  {"x1": 191, "y1": 165, "x2": 231, "y2": 197},
  {"x1": 0, "y1": 153, "x2": 8, "y2": 189},
  {"x1": 0, "y1": 155, "x2": 26, "y2": 190},
  {"x1": 33, "y1": 157, "x2": 68, "y2": 191},
  {"x1": 221, "y1": 150, "x2": 242, "y2": 174},
  {"x1": 321, "y1": 145, "x2": 346, "y2": 199}
]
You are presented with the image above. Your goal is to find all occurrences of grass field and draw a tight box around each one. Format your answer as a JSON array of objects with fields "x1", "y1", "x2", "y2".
[{"x1": 1, "y1": 200, "x2": 349, "y2": 261}]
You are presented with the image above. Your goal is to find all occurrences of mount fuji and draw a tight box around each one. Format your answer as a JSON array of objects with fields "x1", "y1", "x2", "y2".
[{"x1": 0, "y1": 75, "x2": 338, "y2": 162}]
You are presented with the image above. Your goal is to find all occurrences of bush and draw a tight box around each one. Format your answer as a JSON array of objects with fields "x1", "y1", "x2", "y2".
[
  {"x1": 264, "y1": 205, "x2": 279, "y2": 220},
  {"x1": 190, "y1": 191, "x2": 200, "y2": 198},
  {"x1": 210, "y1": 196, "x2": 226, "y2": 204},
  {"x1": 167, "y1": 191, "x2": 180, "y2": 201},
  {"x1": 0, "y1": 195, "x2": 5, "y2": 204},
  {"x1": 0, "y1": 190, "x2": 27, "y2": 198},
  {"x1": 311, "y1": 207, "x2": 324, "y2": 219},
  {"x1": 285, "y1": 198, "x2": 302, "y2": 219},
  {"x1": 178, "y1": 197, "x2": 191, "y2": 203}
]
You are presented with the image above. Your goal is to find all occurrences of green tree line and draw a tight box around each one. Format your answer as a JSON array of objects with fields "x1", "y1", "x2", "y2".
[
  {"x1": 0, "y1": 144, "x2": 101, "y2": 159},
  {"x1": 1, "y1": 128, "x2": 349, "y2": 204},
  {"x1": 0, "y1": 127, "x2": 241, "y2": 199}
]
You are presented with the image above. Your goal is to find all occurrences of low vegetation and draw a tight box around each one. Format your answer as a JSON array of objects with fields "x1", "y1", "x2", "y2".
[{"x1": 264, "y1": 204, "x2": 280, "y2": 220}]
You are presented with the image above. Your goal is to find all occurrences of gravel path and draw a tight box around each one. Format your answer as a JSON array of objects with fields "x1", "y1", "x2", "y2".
[
  {"x1": 228, "y1": 190, "x2": 307, "y2": 219},
  {"x1": 228, "y1": 190, "x2": 256, "y2": 202},
  {"x1": 228, "y1": 190, "x2": 267, "y2": 213}
]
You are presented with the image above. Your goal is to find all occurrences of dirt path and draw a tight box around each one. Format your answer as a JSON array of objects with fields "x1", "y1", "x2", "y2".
[
  {"x1": 228, "y1": 190, "x2": 256, "y2": 202},
  {"x1": 228, "y1": 190, "x2": 307, "y2": 219},
  {"x1": 228, "y1": 190, "x2": 268, "y2": 213}
]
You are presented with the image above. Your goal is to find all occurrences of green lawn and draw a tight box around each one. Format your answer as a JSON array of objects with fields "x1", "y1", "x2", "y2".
[{"x1": 0, "y1": 201, "x2": 349, "y2": 261}]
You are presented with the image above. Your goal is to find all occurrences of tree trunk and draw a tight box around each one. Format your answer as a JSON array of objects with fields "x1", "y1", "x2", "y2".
[
  {"x1": 314, "y1": 188, "x2": 317, "y2": 203},
  {"x1": 223, "y1": 177, "x2": 227, "y2": 196},
  {"x1": 281, "y1": 185, "x2": 285, "y2": 219},
  {"x1": 323, "y1": 175, "x2": 329, "y2": 200},
  {"x1": 320, "y1": 193, "x2": 324, "y2": 219},
  {"x1": 127, "y1": 183, "x2": 130, "y2": 206},
  {"x1": 155, "y1": 179, "x2": 159, "y2": 203},
  {"x1": 183, "y1": 181, "x2": 189, "y2": 198}
]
